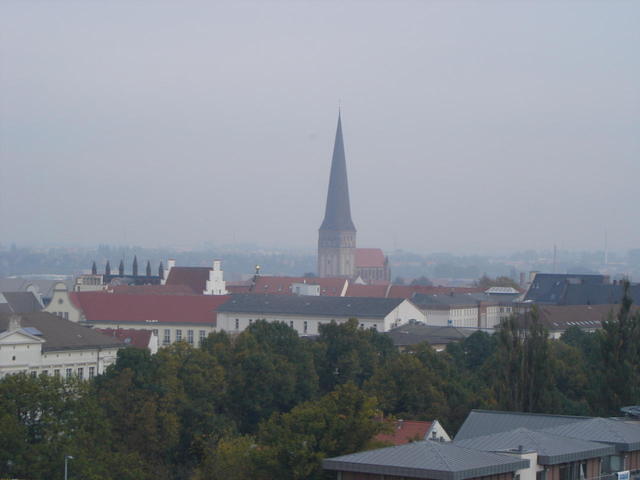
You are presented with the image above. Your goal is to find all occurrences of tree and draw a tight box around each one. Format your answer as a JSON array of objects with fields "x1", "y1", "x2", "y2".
[
  {"x1": 255, "y1": 383, "x2": 382, "y2": 480},
  {"x1": 410, "y1": 276, "x2": 433, "y2": 286},
  {"x1": 597, "y1": 281, "x2": 640, "y2": 413},
  {"x1": 474, "y1": 275, "x2": 519, "y2": 290},
  {"x1": 489, "y1": 308, "x2": 554, "y2": 412}
]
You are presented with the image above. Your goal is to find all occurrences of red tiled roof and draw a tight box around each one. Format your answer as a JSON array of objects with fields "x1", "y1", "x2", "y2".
[
  {"x1": 227, "y1": 284, "x2": 252, "y2": 294},
  {"x1": 345, "y1": 284, "x2": 390, "y2": 298},
  {"x1": 251, "y1": 276, "x2": 347, "y2": 296},
  {"x1": 165, "y1": 267, "x2": 211, "y2": 293},
  {"x1": 355, "y1": 248, "x2": 386, "y2": 268},
  {"x1": 95, "y1": 328, "x2": 153, "y2": 349},
  {"x1": 375, "y1": 420, "x2": 432, "y2": 446},
  {"x1": 71, "y1": 291, "x2": 230, "y2": 325},
  {"x1": 108, "y1": 284, "x2": 197, "y2": 295}
]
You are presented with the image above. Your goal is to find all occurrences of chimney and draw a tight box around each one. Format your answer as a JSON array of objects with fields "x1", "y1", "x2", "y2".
[{"x1": 8, "y1": 314, "x2": 21, "y2": 332}]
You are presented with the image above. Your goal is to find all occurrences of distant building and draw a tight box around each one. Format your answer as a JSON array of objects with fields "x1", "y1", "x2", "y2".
[
  {"x1": 318, "y1": 113, "x2": 357, "y2": 278},
  {"x1": 385, "y1": 324, "x2": 478, "y2": 352},
  {"x1": 95, "y1": 328, "x2": 159, "y2": 354},
  {"x1": 355, "y1": 248, "x2": 391, "y2": 284},
  {"x1": 374, "y1": 419, "x2": 451, "y2": 446},
  {"x1": 0, "y1": 312, "x2": 122, "y2": 379},
  {"x1": 163, "y1": 259, "x2": 228, "y2": 295},
  {"x1": 75, "y1": 257, "x2": 162, "y2": 292}
]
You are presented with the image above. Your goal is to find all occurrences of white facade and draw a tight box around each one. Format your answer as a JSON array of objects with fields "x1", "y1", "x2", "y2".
[
  {"x1": 426, "y1": 420, "x2": 452, "y2": 442},
  {"x1": 0, "y1": 324, "x2": 120, "y2": 379},
  {"x1": 204, "y1": 260, "x2": 228, "y2": 295},
  {"x1": 74, "y1": 274, "x2": 105, "y2": 292},
  {"x1": 423, "y1": 306, "x2": 479, "y2": 328},
  {"x1": 84, "y1": 321, "x2": 215, "y2": 348},
  {"x1": 217, "y1": 299, "x2": 425, "y2": 336},
  {"x1": 291, "y1": 283, "x2": 321, "y2": 296},
  {"x1": 43, "y1": 282, "x2": 84, "y2": 322}
]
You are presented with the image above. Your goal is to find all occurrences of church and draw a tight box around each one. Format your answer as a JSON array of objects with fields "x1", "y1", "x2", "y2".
[{"x1": 317, "y1": 114, "x2": 391, "y2": 284}]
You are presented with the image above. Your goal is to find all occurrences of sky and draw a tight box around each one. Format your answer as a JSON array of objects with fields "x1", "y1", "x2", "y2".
[{"x1": 1, "y1": 0, "x2": 638, "y2": 254}]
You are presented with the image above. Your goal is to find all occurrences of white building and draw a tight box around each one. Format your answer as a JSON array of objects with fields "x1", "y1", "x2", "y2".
[
  {"x1": 216, "y1": 294, "x2": 425, "y2": 335},
  {"x1": 0, "y1": 312, "x2": 123, "y2": 379}
]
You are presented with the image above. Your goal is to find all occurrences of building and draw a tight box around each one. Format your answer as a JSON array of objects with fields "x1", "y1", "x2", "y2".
[
  {"x1": 248, "y1": 275, "x2": 348, "y2": 296},
  {"x1": 375, "y1": 419, "x2": 451, "y2": 446},
  {"x1": 74, "y1": 257, "x2": 163, "y2": 292},
  {"x1": 0, "y1": 291, "x2": 43, "y2": 314},
  {"x1": 318, "y1": 113, "x2": 357, "y2": 278},
  {"x1": 385, "y1": 324, "x2": 478, "y2": 352},
  {"x1": 355, "y1": 248, "x2": 391, "y2": 284},
  {"x1": 216, "y1": 294, "x2": 425, "y2": 335},
  {"x1": 163, "y1": 259, "x2": 228, "y2": 295},
  {"x1": 455, "y1": 410, "x2": 640, "y2": 476},
  {"x1": 323, "y1": 438, "x2": 529, "y2": 480},
  {"x1": 0, "y1": 312, "x2": 123, "y2": 379},
  {"x1": 95, "y1": 328, "x2": 159, "y2": 354},
  {"x1": 69, "y1": 291, "x2": 230, "y2": 347}
]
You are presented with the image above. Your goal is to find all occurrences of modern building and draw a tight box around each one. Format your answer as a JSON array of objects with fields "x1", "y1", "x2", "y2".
[
  {"x1": 216, "y1": 294, "x2": 425, "y2": 335},
  {"x1": 455, "y1": 410, "x2": 640, "y2": 477},
  {"x1": 323, "y1": 438, "x2": 529, "y2": 480},
  {"x1": 0, "y1": 312, "x2": 123, "y2": 379}
]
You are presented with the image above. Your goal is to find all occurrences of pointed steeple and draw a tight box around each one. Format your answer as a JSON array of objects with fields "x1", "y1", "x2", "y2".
[
  {"x1": 105, "y1": 260, "x2": 111, "y2": 276},
  {"x1": 146, "y1": 260, "x2": 151, "y2": 277},
  {"x1": 320, "y1": 112, "x2": 356, "y2": 232},
  {"x1": 132, "y1": 255, "x2": 138, "y2": 277}
]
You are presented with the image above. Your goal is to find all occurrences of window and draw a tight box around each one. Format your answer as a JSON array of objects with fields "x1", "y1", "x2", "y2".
[
  {"x1": 54, "y1": 369, "x2": 60, "y2": 377},
  {"x1": 187, "y1": 330, "x2": 194, "y2": 345},
  {"x1": 42, "y1": 370, "x2": 48, "y2": 376},
  {"x1": 30, "y1": 371, "x2": 37, "y2": 378},
  {"x1": 199, "y1": 330, "x2": 206, "y2": 345},
  {"x1": 63, "y1": 312, "x2": 69, "y2": 320},
  {"x1": 249, "y1": 319, "x2": 253, "y2": 325},
  {"x1": 303, "y1": 321, "x2": 308, "y2": 333},
  {"x1": 66, "y1": 368, "x2": 73, "y2": 379},
  {"x1": 176, "y1": 329, "x2": 182, "y2": 341},
  {"x1": 88, "y1": 367, "x2": 95, "y2": 379},
  {"x1": 77, "y1": 368, "x2": 84, "y2": 380},
  {"x1": 163, "y1": 329, "x2": 171, "y2": 345},
  {"x1": 536, "y1": 471, "x2": 546, "y2": 480},
  {"x1": 290, "y1": 321, "x2": 294, "y2": 328},
  {"x1": 373, "y1": 324, "x2": 378, "y2": 330}
]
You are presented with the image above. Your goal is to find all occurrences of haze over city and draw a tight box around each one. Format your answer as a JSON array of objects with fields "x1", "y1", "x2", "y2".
[{"x1": 1, "y1": 1, "x2": 638, "y2": 253}]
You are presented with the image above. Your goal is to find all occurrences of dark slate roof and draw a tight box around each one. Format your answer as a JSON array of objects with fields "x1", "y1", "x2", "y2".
[
  {"x1": 454, "y1": 410, "x2": 589, "y2": 441},
  {"x1": 455, "y1": 428, "x2": 614, "y2": 465},
  {"x1": 319, "y1": 113, "x2": 356, "y2": 232},
  {"x1": 0, "y1": 312, "x2": 123, "y2": 352},
  {"x1": 523, "y1": 273, "x2": 608, "y2": 304},
  {"x1": 322, "y1": 440, "x2": 529, "y2": 480},
  {"x1": 558, "y1": 284, "x2": 640, "y2": 306},
  {"x1": 385, "y1": 324, "x2": 475, "y2": 347},
  {"x1": 542, "y1": 418, "x2": 640, "y2": 452},
  {"x1": 0, "y1": 291, "x2": 42, "y2": 313},
  {"x1": 217, "y1": 294, "x2": 405, "y2": 318}
]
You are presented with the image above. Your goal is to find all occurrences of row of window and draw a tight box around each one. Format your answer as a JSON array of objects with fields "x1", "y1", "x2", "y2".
[
  {"x1": 232, "y1": 318, "x2": 379, "y2": 334},
  {"x1": 29, "y1": 366, "x2": 96, "y2": 379},
  {"x1": 162, "y1": 329, "x2": 207, "y2": 346},
  {"x1": 51, "y1": 311, "x2": 70, "y2": 320}
]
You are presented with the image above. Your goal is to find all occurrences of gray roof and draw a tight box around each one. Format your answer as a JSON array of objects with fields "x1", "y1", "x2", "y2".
[
  {"x1": 218, "y1": 294, "x2": 406, "y2": 318},
  {"x1": 0, "y1": 291, "x2": 42, "y2": 313},
  {"x1": 455, "y1": 427, "x2": 614, "y2": 465},
  {"x1": 455, "y1": 410, "x2": 589, "y2": 441},
  {"x1": 542, "y1": 418, "x2": 640, "y2": 452},
  {"x1": 0, "y1": 312, "x2": 123, "y2": 352},
  {"x1": 323, "y1": 440, "x2": 529, "y2": 480},
  {"x1": 319, "y1": 113, "x2": 356, "y2": 232},
  {"x1": 385, "y1": 324, "x2": 475, "y2": 347},
  {"x1": 523, "y1": 273, "x2": 608, "y2": 304}
]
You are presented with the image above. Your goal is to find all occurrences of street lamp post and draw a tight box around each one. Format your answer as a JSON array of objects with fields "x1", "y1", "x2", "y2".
[{"x1": 64, "y1": 455, "x2": 73, "y2": 480}]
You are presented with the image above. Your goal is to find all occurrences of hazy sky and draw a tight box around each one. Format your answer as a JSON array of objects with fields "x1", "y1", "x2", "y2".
[{"x1": 1, "y1": 0, "x2": 638, "y2": 254}]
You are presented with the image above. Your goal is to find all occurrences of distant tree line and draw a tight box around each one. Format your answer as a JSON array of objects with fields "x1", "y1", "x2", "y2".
[{"x1": 2, "y1": 285, "x2": 640, "y2": 479}]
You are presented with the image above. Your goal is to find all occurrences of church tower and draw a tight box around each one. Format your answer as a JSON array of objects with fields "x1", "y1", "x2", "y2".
[{"x1": 318, "y1": 113, "x2": 356, "y2": 278}]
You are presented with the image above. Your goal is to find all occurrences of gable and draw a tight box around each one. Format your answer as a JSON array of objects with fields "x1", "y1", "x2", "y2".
[{"x1": 0, "y1": 329, "x2": 45, "y2": 345}]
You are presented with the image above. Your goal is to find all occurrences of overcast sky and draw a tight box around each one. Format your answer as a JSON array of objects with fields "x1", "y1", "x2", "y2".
[{"x1": 1, "y1": 0, "x2": 638, "y2": 254}]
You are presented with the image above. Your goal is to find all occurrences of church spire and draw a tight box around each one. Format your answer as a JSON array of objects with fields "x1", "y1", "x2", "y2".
[{"x1": 320, "y1": 112, "x2": 356, "y2": 232}]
